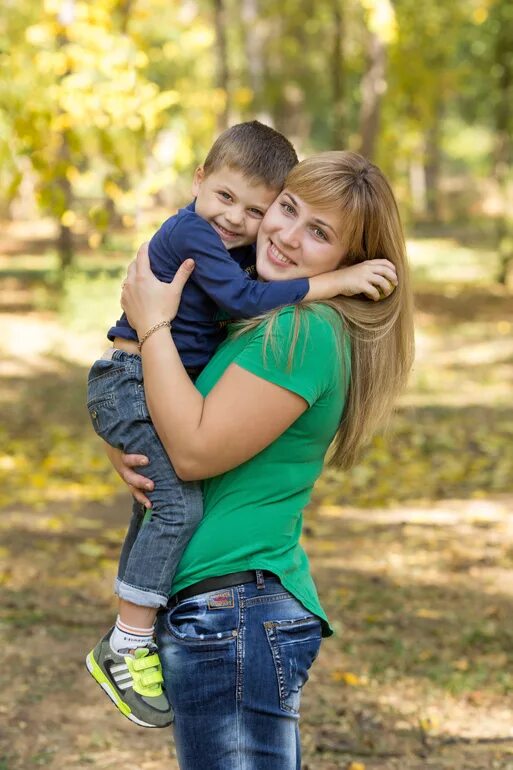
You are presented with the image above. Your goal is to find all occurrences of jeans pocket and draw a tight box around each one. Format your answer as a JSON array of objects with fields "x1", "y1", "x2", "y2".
[
  {"x1": 264, "y1": 615, "x2": 322, "y2": 715},
  {"x1": 87, "y1": 394, "x2": 120, "y2": 441},
  {"x1": 88, "y1": 357, "x2": 126, "y2": 386},
  {"x1": 163, "y1": 593, "x2": 238, "y2": 648}
]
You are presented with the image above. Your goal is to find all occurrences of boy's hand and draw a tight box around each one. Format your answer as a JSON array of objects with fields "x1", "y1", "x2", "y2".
[
  {"x1": 334, "y1": 259, "x2": 398, "y2": 301},
  {"x1": 306, "y1": 259, "x2": 398, "y2": 302}
]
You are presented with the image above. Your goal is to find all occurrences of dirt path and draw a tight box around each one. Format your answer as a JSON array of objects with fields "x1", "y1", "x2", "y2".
[
  {"x1": 2, "y1": 248, "x2": 513, "y2": 767},
  {"x1": 2, "y1": 495, "x2": 513, "y2": 770}
]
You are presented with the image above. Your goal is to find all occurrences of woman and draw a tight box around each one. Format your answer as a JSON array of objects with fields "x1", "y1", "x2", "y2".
[{"x1": 109, "y1": 151, "x2": 414, "y2": 768}]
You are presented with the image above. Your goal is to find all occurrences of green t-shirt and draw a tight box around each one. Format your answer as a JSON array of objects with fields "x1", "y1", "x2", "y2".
[{"x1": 171, "y1": 304, "x2": 351, "y2": 636}]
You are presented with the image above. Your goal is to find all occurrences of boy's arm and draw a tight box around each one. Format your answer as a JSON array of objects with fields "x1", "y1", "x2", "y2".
[
  {"x1": 154, "y1": 214, "x2": 398, "y2": 310},
  {"x1": 172, "y1": 216, "x2": 308, "y2": 317},
  {"x1": 306, "y1": 260, "x2": 398, "y2": 302}
]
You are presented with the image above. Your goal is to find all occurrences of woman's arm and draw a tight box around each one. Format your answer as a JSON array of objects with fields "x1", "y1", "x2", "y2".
[
  {"x1": 121, "y1": 246, "x2": 308, "y2": 480},
  {"x1": 144, "y1": 334, "x2": 307, "y2": 479},
  {"x1": 104, "y1": 443, "x2": 154, "y2": 507}
]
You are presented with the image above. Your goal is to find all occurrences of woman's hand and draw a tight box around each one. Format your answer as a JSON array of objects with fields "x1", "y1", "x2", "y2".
[
  {"x1": 120, "y1": 242, "x2": 195, "y2": 338},
  {"x1": 104, "y1": 442, "x2": 154, "y2": 508}
]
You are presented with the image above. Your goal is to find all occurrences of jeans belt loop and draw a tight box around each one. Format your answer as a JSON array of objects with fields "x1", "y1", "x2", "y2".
[{"x1": 256, "y1": 569, "x2": 265, "y2": 590}]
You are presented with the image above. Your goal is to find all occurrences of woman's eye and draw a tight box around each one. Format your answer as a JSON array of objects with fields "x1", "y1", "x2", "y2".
[
  {"x1": 280, "y1": 202, "x2": 295, "y2": 215},
  {"x1": 313, "y1": 227, "x2": 328, "y2": 241}
]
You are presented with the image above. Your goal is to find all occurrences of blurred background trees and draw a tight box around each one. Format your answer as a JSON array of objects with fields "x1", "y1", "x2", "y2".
[
  {"x1": 0, "y1": 0, "x2": 512, "y2": 282},
  {"x1": 2, "y1": 8, "x2": 513, "y2": 765}
]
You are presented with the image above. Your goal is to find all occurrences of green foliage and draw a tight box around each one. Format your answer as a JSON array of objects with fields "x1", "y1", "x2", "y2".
[
  {"x1": 0, "y1": 0, "x2": 220, "y2": 265},
  {"x1": 0, "y1": 0, "x2": 511, "y2": 264}
]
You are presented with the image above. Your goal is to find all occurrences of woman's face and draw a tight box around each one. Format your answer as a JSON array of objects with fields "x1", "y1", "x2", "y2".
[{"x1": 255, "y1": 189, "x2": 348, "y2": 282}]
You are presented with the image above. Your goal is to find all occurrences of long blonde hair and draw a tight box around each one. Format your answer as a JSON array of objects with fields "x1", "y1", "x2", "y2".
[{"x1": 236, "y1": 151, "x2": 415, "y2": 469}]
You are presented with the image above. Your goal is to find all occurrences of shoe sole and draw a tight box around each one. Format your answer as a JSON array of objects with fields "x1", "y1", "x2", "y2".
[{"x1": 85, "y1": 651, "x2": 167, "y2": 728}]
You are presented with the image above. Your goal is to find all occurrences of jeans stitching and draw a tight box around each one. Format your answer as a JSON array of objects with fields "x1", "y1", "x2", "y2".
[
  {"x1": 244, "y1": 592, "x2": 291, "y2": 607},
  {"x1": 264, "y1": 621, "x2": 296, "y2": 714},
  {"x1": 236, "y1": 586, "x2": 244, "y2": 703},
  {"x1": 162, "y1": 612, "x2": 237, "y2": 645}
]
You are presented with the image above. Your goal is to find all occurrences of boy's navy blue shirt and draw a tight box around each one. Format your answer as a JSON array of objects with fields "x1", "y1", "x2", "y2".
[{"x1": 108, "y1": 202, "x2": 309, "y2": 368}]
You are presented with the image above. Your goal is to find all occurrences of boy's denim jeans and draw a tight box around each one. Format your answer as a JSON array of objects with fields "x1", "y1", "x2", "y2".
[
  {"x1": 87, "y1": 350, "x2": 203, "y2": 608},
  {"x1": 156, "y1": 573, "x2": 322, "y2": 769}
]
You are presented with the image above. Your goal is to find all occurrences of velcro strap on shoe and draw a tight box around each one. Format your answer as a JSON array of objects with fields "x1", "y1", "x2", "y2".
[
  {"x1": 139, "y1": 669, "x2": 164, "y2": 687},
  {"x1": 132, "y1": 653, "x2": 161, "y2": 672}
]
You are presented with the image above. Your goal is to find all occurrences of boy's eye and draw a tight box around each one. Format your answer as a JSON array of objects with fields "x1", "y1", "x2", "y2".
[
  {"x1": 248, "y1": 208, "x2": 264, "y2": 218},
  {"x1": 219, "y1": 191, "x2": 232, "y2": 201}
]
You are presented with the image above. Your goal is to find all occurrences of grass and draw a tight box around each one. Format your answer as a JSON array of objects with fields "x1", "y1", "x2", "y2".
[{"x1": 1, "y1": 226, "x2": 513, "y2": 768}]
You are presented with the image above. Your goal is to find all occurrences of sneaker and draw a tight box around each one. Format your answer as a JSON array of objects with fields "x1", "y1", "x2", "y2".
[{"x1": 85, "y1": 628, "x2": 173, "y2": 728}]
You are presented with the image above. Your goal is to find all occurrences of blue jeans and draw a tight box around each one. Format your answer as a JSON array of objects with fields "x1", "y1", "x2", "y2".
[
  {"x1": 87, "y1": 350, "x2": 203, "y2": 608},
  {"x1": 156, "y1": 573, "x2": 322, "y2": 769}
]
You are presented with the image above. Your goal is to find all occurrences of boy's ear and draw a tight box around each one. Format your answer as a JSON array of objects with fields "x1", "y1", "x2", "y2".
[{"x1": 192, "y1": 166, "x2": 205, "y2": 196}]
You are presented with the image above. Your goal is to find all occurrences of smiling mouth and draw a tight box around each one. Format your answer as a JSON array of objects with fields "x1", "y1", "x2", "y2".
[
  {"x1": 268, "y1": 241, "x2": 296, "y2": 266},
  {"x1": 213, "y1": 222, "x2": 242, "y2": 239}
]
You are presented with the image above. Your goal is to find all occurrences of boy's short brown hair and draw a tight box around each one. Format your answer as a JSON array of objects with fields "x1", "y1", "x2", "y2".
[{"x1": 203, "y1": 121, "x2": 298, "y2": 190}]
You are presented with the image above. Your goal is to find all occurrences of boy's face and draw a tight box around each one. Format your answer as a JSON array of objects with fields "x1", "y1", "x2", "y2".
[{"x1": 192, "y1": 166, "x2": 279, "y2": 249}]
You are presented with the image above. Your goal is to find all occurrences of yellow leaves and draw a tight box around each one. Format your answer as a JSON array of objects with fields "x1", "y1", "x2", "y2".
[
  {"x1": 0, "y1": 425, "x2": 120, "y2": 510},
  {"x1": 25, "y1": 24, "x2": 52, "y2": 47},
  {"x1": 360, "y1": 0, "x2": 397, "y2": 44},
  {"x1": 332, "y1": 670, "x2": 368, "y2": 687},
  {"x1": 347, "y1": 763, "x2": 366, "y2": 770},
  {"x1": 61, "y1": 210, "x2": 76, "y2": 227},
  {"x1": 104, "y1": 181, "x2": 123, "y2": 202},
  {"x1": 183, "y1": 27, "x2": 215, "y2": 49},
  {"x1": 473, "y1": 6, "x2": 488, "y2": 25},
  {"x1": 233, "y1": 88, "x2": 254, "y2": 109},
  {"x1": 88, "y1": 233, "x2": 102, "y2": 249},
  {"x1": 418, "y1": 714, "x2": 440, "y2": 733},
  {"x1": 135, "y1": 51, "x2": 148, "y2": 69},
  {"x1": 122, "y1": 215, "x2": 135, "y2": 228},
  {"x1": 29, "y1": 473, "x2": 47, "y2": 490},
  {"x1": 44, "y1": 0, "x2": 63, "y2": 12},
  {"x1": 65, "y1": 166, "x2": 80, "y2": 183},
  {"x1": 162, "y1": 42, "x2": 179, "y2": 60},
  {"x1": 0, "y1": 455, "x2": 18, "y2": 471},
  {"x1": 76, "y1": 541, "x2": 105, "y2": 558},
  {"x1": 51, "y1": 113, "x2": 74, "y2": 132},
  {"x1": 153, "y1": 90, "x2": 180, "y2": 111},
  {"x1": 415, "y1": 608, "x2": 443, "y2": 620}
]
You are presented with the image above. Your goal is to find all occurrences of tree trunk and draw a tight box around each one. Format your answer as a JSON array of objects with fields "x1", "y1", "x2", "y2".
[
  {"x1": 358, "y1": 31, "x2": 386, "y2": 160},
  {"x1": 56, "y1": 0, "x2": 75, "y2": 278},
  {"x1": 424, "y1": 103, "x2": 442, "y2": 222},
  {"x1": 494, "y1": 5, "x2": 513, "y2": 285},
  {"x1": 213, "y1": 0, "x2": 230, "y2": 131},
  {"x1": 273, "y1": 6, "x2": 312, "y2": 145},
  {"x1": 331, "y1": 0, "x2": 346, "y2": 147},
  {"x1": 242, "y1": 0, "x2": 267, "y2": 120}
]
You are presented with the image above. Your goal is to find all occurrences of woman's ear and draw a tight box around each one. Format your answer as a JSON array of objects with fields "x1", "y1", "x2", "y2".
[{"x1": 192, "y1": 166, "x2": 205, "y2": 197}]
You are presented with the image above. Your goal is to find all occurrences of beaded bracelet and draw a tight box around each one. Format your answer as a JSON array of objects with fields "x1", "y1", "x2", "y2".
[{"x1": 137, "y1": 320, "x2": 172, "y2": 352}]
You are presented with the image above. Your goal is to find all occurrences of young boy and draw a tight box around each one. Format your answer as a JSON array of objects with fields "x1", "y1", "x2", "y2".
[{"x1": 85, "y1": 122, "x2": 396, "y2": 728}]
